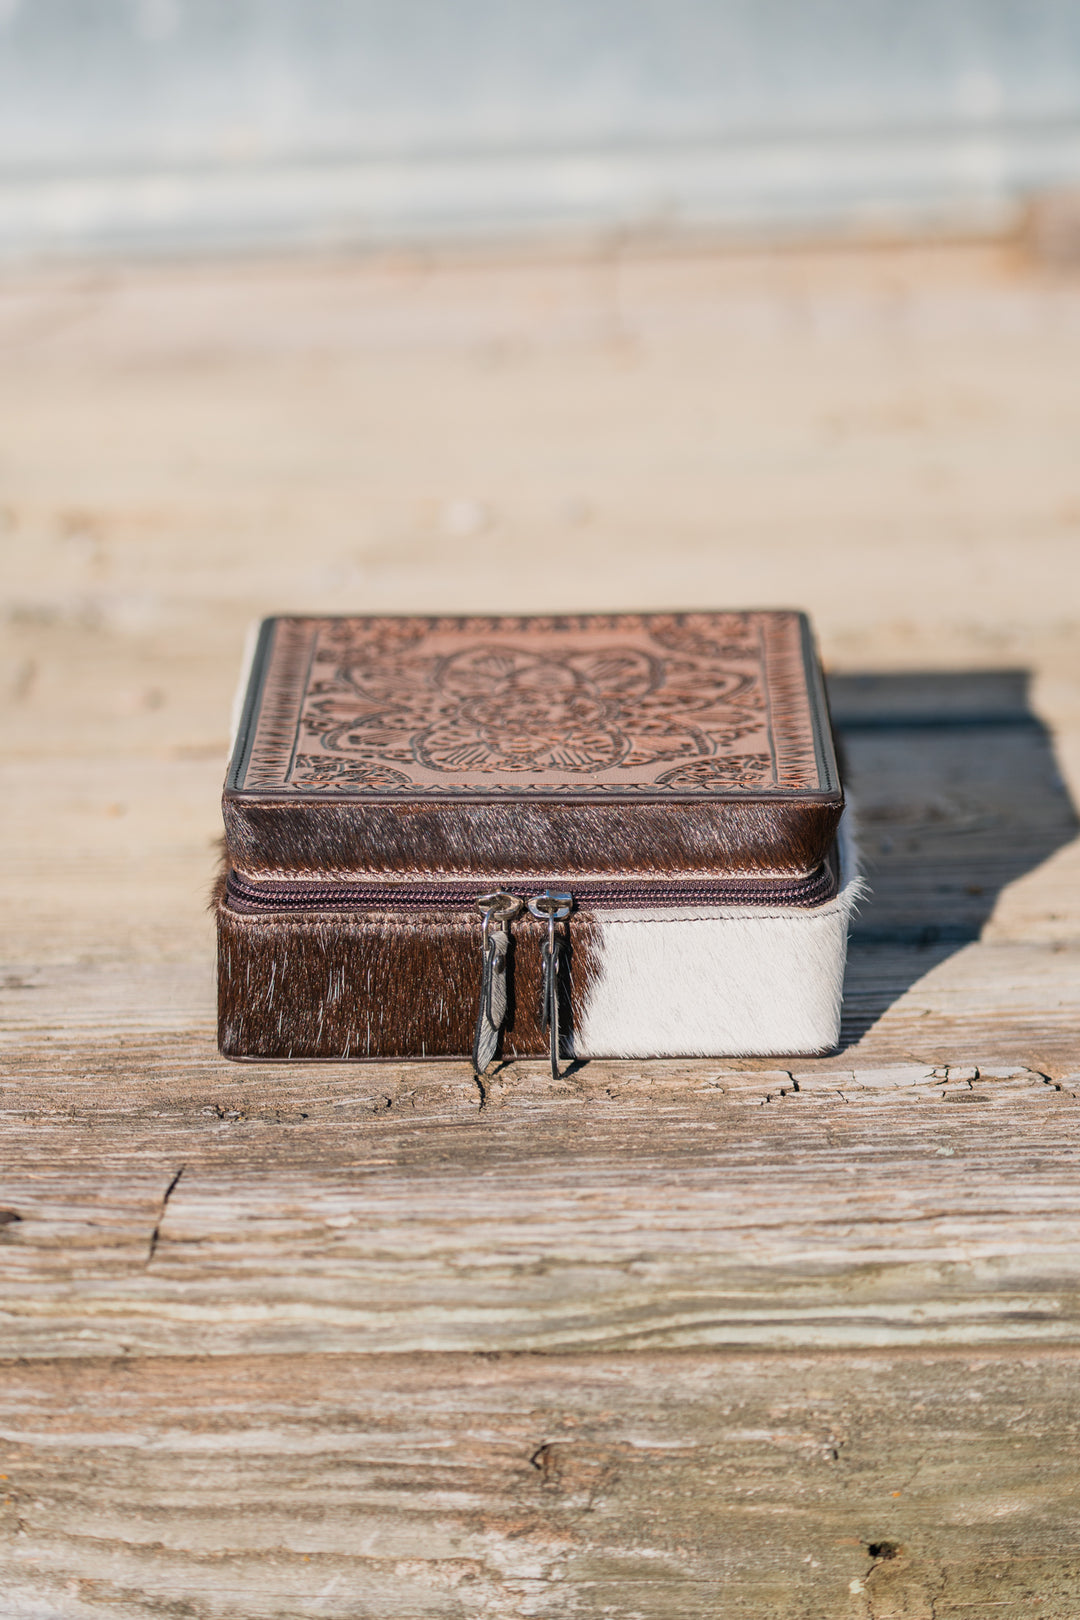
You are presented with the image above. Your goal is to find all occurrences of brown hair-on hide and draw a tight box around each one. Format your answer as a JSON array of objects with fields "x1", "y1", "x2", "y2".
[
  {"x1": 214, "y1": 870, "x2": 600, "y2": 1061},
  {"x1": 223, "y1": 794, "x2": 842, "y2": 880}
]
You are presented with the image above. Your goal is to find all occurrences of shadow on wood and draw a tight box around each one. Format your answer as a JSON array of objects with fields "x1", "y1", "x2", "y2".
[{"x1": 829, "y1": 669, "x2": 1078, "y2": 1047}]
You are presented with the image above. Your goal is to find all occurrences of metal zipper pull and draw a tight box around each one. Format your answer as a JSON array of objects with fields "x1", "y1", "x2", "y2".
[
  {"x1": 472, "y1": 891, "x2": 522, "y2": 1077},
  {"x1": 528, "y1": 890, "x2": 574, "y2": 1078}
]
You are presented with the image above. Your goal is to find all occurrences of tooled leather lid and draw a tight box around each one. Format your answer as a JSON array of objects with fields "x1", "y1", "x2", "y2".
[{"x1": 223, "y1": 611, "x2": 843, "y2": 878}]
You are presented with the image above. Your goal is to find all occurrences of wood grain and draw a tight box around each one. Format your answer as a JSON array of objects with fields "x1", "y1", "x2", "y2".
[
  {"x1": 3, "y1": 238, "x2": 1080, "y2": 1614},
  {"x1": 3, "y1": 1349, "x2": 1080, "y2": 1618},
  {"x1": 1, "y1": 1004, "x2": 1079, "y2": 1357}
]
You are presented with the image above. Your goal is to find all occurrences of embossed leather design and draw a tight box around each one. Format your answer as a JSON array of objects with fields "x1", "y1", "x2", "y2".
[
  {"x1": 232, "y1": 612, "x2": 835, "y2": 797},
  {"x1": 224, "y1": 611, "x2": 842, "y2": 877}
]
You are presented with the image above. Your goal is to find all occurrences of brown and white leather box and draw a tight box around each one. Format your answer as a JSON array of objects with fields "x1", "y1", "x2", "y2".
[{"x1": 215, "y1": 612, "x2": 860, "y2": 1066}]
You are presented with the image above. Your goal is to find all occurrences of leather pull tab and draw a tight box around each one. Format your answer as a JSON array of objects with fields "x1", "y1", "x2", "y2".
[
  {"x1": 540, "y1": 928, "x2": 563, "y2": 1080},
  {"x1": 472, "y1": 927, "x2": 509, "y2": 1076},
  {"x1": 472, "y1": 893, "x2": 521, "y2": 1077},
  {"x1": 528, "y1": 890, "x2": 574, "y2": 1080}
]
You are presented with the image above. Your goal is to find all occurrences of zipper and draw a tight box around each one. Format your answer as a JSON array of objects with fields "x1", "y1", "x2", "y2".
[
  {"x1": 224, "y1": 860, "x2": 838, "y2": 916},
  {"x1": 528, "y1": 890, "x2": 574, "y2": 1080},
  {"x1": 225, "y1": 863, "x2": 839, "y2": 1081}
]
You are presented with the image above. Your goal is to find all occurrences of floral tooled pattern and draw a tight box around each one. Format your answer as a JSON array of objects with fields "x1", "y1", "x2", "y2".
[
  {"x1": 656, "y1": 754, "x2": 774, "y2": 789},
  {"x1": 414, "y1": 645, "x2": 657, "y2": 773},
  {"x1": 279, "y1": 614, "x2": 790, "y2": 791},
  {"x1": 290, "y1": 756, "x2": 413, "y2": 790}
]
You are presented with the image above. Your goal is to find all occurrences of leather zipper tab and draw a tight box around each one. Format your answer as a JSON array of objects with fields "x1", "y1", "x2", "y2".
[
  {"x1": 528, "y1": 890, "x2": 574, "y2": 1079},
  {"x1": 472, "y1": 891, "x2": 522, "y2": 1078}
]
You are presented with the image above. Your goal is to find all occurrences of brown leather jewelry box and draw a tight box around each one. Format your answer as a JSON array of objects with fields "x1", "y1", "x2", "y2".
[{"x1": 216, "y1": 611, "x2": 858, "y2": 1067}]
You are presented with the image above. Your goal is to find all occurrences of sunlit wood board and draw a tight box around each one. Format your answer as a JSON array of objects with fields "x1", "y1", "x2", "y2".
[{"x1": 2, "y1": 238, "x2": 1079, "y2": 1615}]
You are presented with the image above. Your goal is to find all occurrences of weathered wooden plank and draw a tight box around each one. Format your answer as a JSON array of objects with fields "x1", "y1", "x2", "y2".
[
  {"x1": 2, "y1": 1008, "x2": 1079, "y2": 1356},
  {"x1": 4, "y1": 246, "x2": 1080, "y2": 663},
  {"x1": 2, "y1": 1348, "x2": 1080, "y2": 1618},
  {"x1": 3, "y1": 239, "x2": 1080, "y2": 1616}
]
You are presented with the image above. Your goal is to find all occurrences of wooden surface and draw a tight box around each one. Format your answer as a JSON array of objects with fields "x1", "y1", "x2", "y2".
[
  {"x1": 5, "y1": 1349, "x2": 1080, "y2": 1619},
  {"x1": 3, "y1": 239, "x2": 1080, "y2": 1615}
]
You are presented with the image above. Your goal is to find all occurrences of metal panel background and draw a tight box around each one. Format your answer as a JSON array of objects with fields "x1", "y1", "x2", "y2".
[{"x1": 3, "y1": 0, "x2": 1080, "y2": 255}]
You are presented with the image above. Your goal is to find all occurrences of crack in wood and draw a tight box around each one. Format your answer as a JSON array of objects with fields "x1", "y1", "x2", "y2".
[{"x1": 146, "y1": 1166, "x2": 184, "y2": 1266}]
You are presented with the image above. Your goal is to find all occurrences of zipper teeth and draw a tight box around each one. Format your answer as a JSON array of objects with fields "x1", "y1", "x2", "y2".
[{"x1": 225, "y1": 864, "x2": 838, "y2": 914}]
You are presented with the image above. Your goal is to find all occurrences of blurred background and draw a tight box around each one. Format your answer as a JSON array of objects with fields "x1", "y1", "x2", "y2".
[
  {"x1": 3, "y1": 0, "x2": 1080, "y2": 967},
  {"x1": 4, "y1": 0, "x2": 1080, "y2": 256}
]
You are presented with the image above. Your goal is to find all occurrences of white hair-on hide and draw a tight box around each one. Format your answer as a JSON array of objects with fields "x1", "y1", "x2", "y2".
[{"x1": 573, "y1": 812, "x2": 865, "y2": 1058}]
